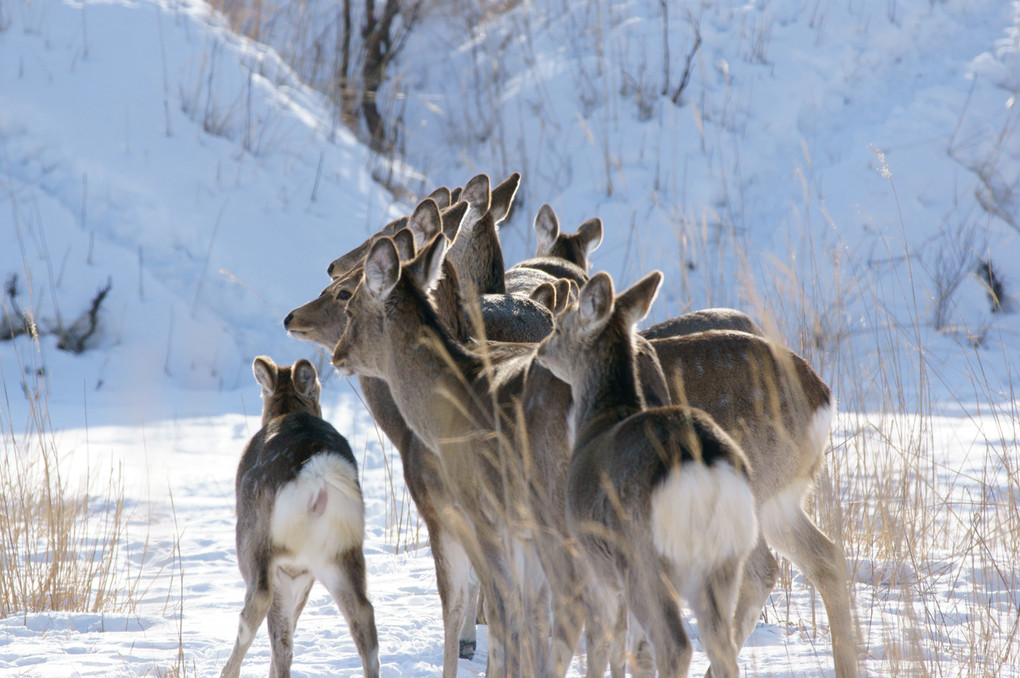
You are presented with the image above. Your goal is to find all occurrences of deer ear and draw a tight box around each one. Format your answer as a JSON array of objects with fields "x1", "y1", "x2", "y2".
[
  {"x1": 578, "y1": 272, "x2": 615, "y2": 327},
  {"x1": 391, "y1": 228, "x2": 416, "y2": 261},
  {"x1": 441, "y1": 200, "x2": 468, "y2": 243},
  {"x1": 529, "y1": 281, "x2": 556, "y2": 311},
  {"x1": 363, "y1": 237, "x2": 401, "y2": 300},
  {"x1": 252, "y1": 356, "x2": 278, "y2": 394},
  {"x1": 576, "y1": 218, "x2": 603, "y2": 260},
  {"x1": 291, "y1": 359, "x2": 319, "y2": 399},
  {"x1": 489, "y1": 172, "x2": 521, "y2": 224},
  {"x1": 534, "y1": 204, "x2": 559, "y2": 255},
  {"x1": 460, "y1": 174, "x2": 491, "y2": 225},
  {"x1": 615, "y1": 271, "x2": 663, "y2": 329},
  {"x1": 407, "y1": 198, "x2": 443, "y2": 249},
  {"x1": 553, "y1": 278, "x2": 578, "y2": 314},
  {"x1": 426, "y1": 185, "x2": 452, "y2": 210},
  {"x1": 407, "y1": 234, "x2": 448, "y2": 296}
]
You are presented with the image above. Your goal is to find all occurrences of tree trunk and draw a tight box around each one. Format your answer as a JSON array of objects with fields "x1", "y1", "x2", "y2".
[
  {"x1": 361, "y1": 0, "x2": 400, "y2": 149},
  {"x1": 336, "y1": 0, "x2": 358, "y2": 127}
]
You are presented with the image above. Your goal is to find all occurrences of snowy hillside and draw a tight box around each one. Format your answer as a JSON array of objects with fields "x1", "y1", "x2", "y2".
[
  {"x1": 383, "y1": 0, "x2": 1020, "y2": 405},
  {"x1": 1, "y1": 0, "x2": 1019, "y2": 676}
]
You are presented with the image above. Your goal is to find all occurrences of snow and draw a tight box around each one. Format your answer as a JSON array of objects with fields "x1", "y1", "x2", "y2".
[{"x1": 1, "y1": 0, "x2": 1019, "y2": 675}]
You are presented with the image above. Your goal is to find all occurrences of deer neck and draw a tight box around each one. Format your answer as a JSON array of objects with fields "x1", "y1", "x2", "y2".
[
  {"x1": 572, "y1": 330, "x2": 645, "y2": 450},
  {"x1": 381, "y1": 279, "x2": 485, "y2": 451},
  {"x1": 433, "y1": 259, "x2": 470, "y2": 343},
  {"x1": 261, "y1": 393, "x2": 321, "y2": 427}
]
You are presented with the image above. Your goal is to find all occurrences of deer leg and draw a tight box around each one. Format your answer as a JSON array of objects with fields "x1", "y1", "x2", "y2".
[
  {"x1": 689, "y1": 558, "x2": 743, "y2": 678},
  {"x1": 220, "y1": 565, "x2": 273, "y2": 678},
  {"x1": 626, "y1": 563, "x2": 691, "y2": 678},
  {"x1": 515, "y1": 540, "x2": 551, "y2": 677},
  {"x1": 266, "y1": 569, "x2": 314, "y2": 678},
  {"x1": 402, "y1": 436, "x2": 478, "y2": 664},
  {"x1": 432, "y1": 529, "x2": 476, "y2": 670},
  {"x1": 534, "y1": 528, "x2": 584, "y2": 678},
  {"x1": 581, "y1": 581, "x2": 621, "y2": 678},
  {"x1": 627, "y1": 612, "x2": 653, "y2": 678},
  {"x1": 761, "y1": 500, "x2": 858, "y2": 678},
  {"x1": 729, "y1": 537, "x2": 779, "y2": 653},
  {"x1": 320, "y1": 549, "x2": 380, "y2": 678}
]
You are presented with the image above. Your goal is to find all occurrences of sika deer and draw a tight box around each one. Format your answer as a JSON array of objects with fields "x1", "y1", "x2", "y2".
[
  {"x1": 288, "y1": 227, "x2": 484, "y2": 675},
  {"x1": 651, "y1": 330, "x2": 858, "y2": 677},
  {"x1": 536, "y1": 271, "x2": 757, "y2": 678},
  {"x1": 333, "y1": 233, "x2": 578, "y2": 677},
  {"x1": 221, "y1": 357, "x2": 379, "y2": 678}
]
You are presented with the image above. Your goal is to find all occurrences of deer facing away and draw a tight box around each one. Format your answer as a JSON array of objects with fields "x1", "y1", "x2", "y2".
[
  {"x1": 536, "y1": 271, "x2": 758, "y2": 678},
  {"x1": 220, "y1": 357, "x2": 379, "y2": 678},
  {"x1": 300, "y1": 176, "x2": 854, "y2": 674}
]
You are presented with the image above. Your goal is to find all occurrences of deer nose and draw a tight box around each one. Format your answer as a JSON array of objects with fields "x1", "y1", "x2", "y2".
[
  {"x1": 327, "y1": 261, "x2": 336, "y2": 277},
  {"x1": 283, "y1": 312, "x2": 294, "y2": 328}
]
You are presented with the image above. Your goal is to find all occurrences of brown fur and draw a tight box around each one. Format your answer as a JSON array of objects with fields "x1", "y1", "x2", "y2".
[
  {"x1": 221, "y1": 357, "x2": 379, "y2": 678},
  {"x1": 536, "y1": 272, "x2": 754, "y2": 678}
]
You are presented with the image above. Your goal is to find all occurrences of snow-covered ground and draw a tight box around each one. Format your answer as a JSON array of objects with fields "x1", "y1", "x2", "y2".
[{"x1": 1, "y1": 0, "x2": 1018, "y2": 675}]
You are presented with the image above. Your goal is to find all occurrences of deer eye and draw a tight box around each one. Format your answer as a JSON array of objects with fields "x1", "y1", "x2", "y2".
[{"x1": 337, "y1": 289, "x2": 352, "y2": 301}]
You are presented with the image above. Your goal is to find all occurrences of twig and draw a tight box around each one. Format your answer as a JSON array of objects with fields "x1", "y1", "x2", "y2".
[
  {"x1": 56, "y1": 277, "x2": 112, "y2": 353},
  {"x1": 670, "y1": 18, "x2": 701, "y2": 106}
]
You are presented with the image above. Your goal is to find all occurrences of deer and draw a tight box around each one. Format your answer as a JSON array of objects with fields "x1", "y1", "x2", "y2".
[
  {"x1": 332, "y1": 231, "x2": 566, "y2": 677},
  {"x1": 220, "y1": 357, "x2": 379, "y2": 678},
  {"x1": 532, "y1": 272, "x2": 857, "y2": 675},
  {"x1": 508, "y1": 203, "x2": 602, "y2": 287},
  {"x1": 535, "y1": 270, "x2": 758, "y2": 678},
  {"x1": 647, "y1": 329, "x2": 859, "y2": 677}
]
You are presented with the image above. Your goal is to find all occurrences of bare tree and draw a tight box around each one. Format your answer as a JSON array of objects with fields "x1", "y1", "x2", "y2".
[{"x1": 358, "y1": 0, "x2": 425, "y2": 149}]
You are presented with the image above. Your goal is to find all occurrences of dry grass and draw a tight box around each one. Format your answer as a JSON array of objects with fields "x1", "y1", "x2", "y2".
[
  {"x1": 0, "y1": 331, "x2": 129, "y2": 617},
  {"x1": 738, "y1": 165, "x2": 1020, "y2": 674},
  {"x1": 0, "y1": 329, "x2": 193, "y2": 675}
]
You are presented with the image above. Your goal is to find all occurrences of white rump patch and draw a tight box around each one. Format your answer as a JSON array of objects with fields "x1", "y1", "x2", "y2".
[
  {"x1": 806, "y1": 398, "x2": 835, "y2": 456},
  {"x1": 650, "y1": 462, "x2": 757, "y2": 576},
  {"x1": 271, "y1": 453, "x2": 365, "y2": 567}
]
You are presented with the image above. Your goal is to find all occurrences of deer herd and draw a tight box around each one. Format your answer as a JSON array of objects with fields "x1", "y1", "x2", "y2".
[{"x1": 221, "y1": 172, "x2": 860, "y2": 677}]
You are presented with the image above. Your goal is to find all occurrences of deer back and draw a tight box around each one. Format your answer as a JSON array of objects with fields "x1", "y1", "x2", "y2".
[
  {"x1": 641, "y1": 308, "x2": 765, "y2": 340},
  {"x1": 235, "y1": 358, "x2": 362, "y2": 574},
  {"x1": 508, "y1": 256, "x2": 589, "y2": 288},
  {"x1": 651, "y1": 330, "x2": 833, "y2": 494}
]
